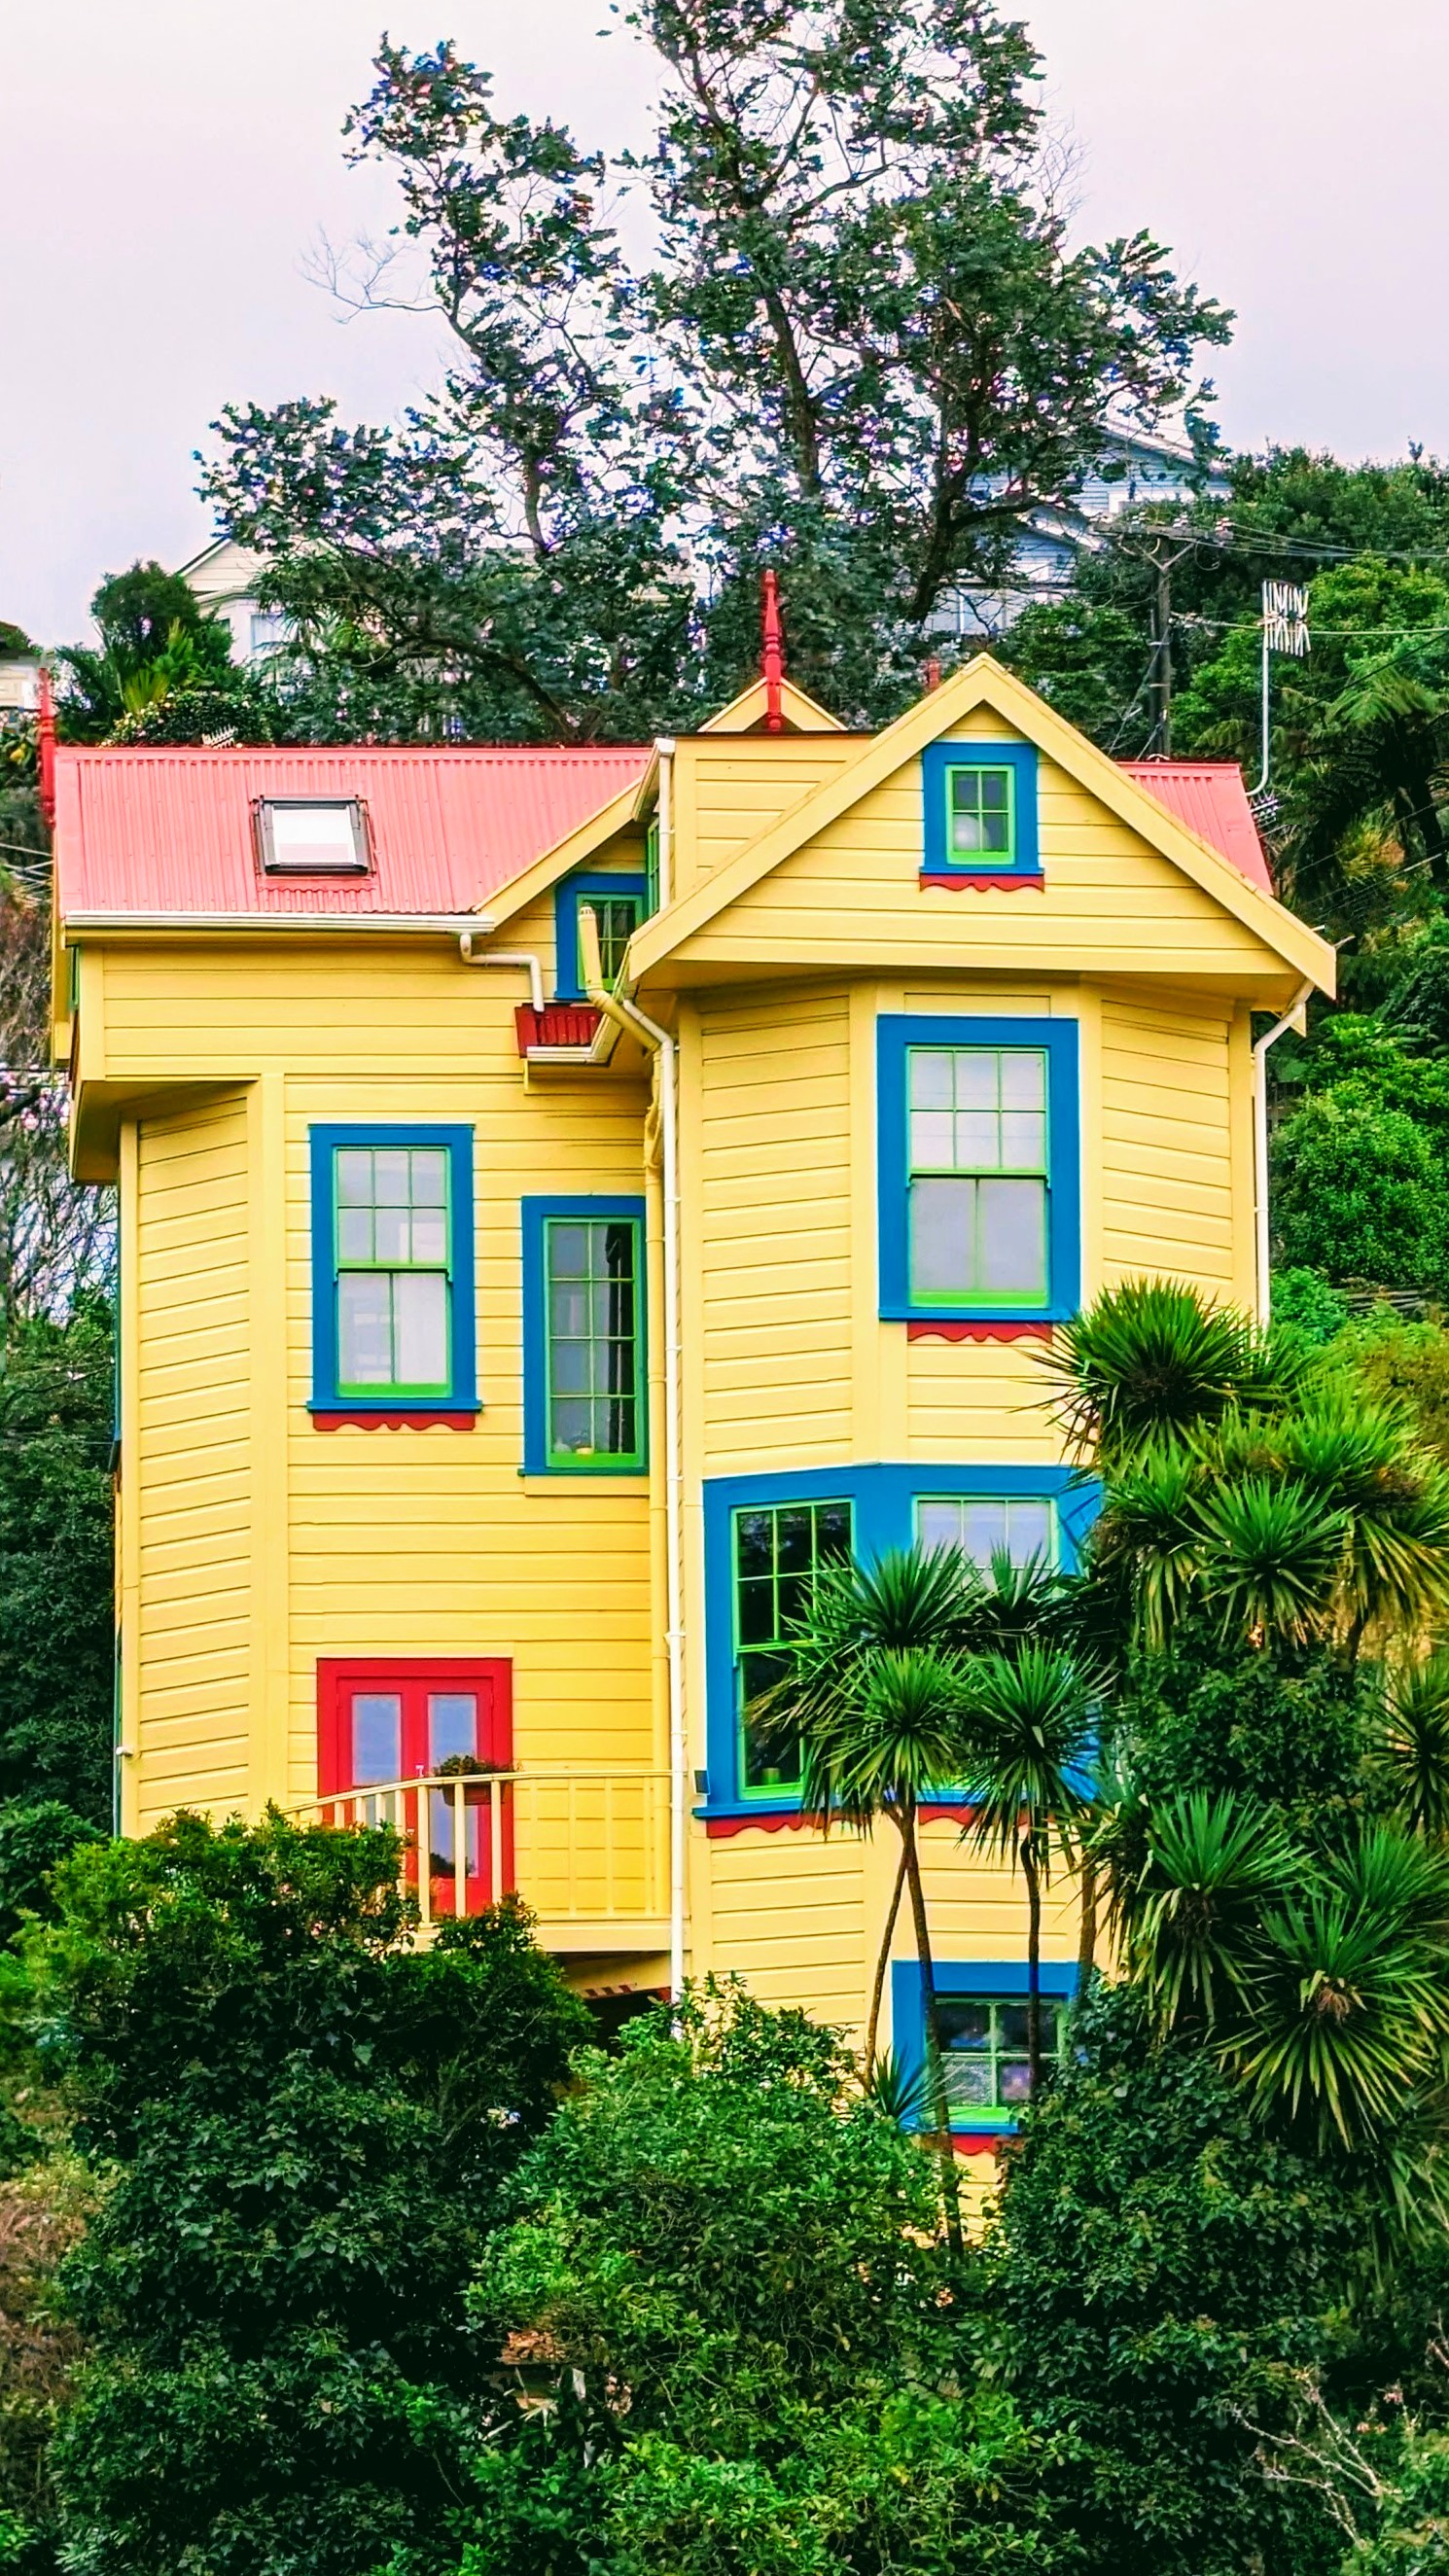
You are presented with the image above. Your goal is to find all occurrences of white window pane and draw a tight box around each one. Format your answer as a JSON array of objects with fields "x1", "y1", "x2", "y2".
[
  {"x1": 428, "y1": 1692, "x2": 477, "y2": 1766},
  {"x1": 953, "y1": 1053, "x2": 998, "y2": 1109},
  {"x1": 954, "y1": 1111, "x2": 1000, "y2": 1170},
  {"x1": 268, "y1": 803, "x2": 359, "y2": 865},
  {"x1": 409, "y1": 1208, "x2": 447, "y2": 1263},
  {"x1": 373, "y1": 1150, "x2": 410, "y2": 1205},
  {"x1": 1000, "y1": 1052, "x2": 1045, "y2": 1110},
  {"x1": 910, "y1": 1177, "x2": 973, "y2": 1299},
  {"x1": 1007, "y1": 1500, "x2": 1052, "y2": 1564},
  {"x1": 909, "y1": 1050, "x2": 954, "y2": 1109},
  {"x1": 961, "y1": 1501, "x2": 1008, "y2": 1568},
  {"x1": 336, "y1": 1207, "x2": 372, "y2": 1262},
  {"x1": 337, "y1": 1274, "x2": 395, "y2": 1384},
  {"x1": 1000, "y1": 1112, "x2": 1046, "y2": 1170},
  {"x1": 373, "y1": 1207, "x2": 410, "y2": 1263},
  {"x1": 977, "y1": 1179, "x2": 1046, "y2": 1297},
  {"x1": 336, "y1": 1150, "x2": 372, "y2": 1206},
  {"x1": 918, "y1": 1500, "x2": 965, "y2": 1555},
  {"x1": 394, "y1": 1271, "x2": 448, "y2": 1387},
  {"x1": 909, "y1": 1110, "x2": 955, "y2": 1168},
  {"x1": 351, "y1": 1693, "x2": 401, "y2": 1784},
  {"x1": 410, "y1": 1150, "x2": 447, "y2": 1206}
]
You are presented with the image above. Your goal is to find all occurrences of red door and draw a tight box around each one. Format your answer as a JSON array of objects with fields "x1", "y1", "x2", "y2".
[{"x1": 317, "y1": 1659, "x2": 513, "y2": 1914}]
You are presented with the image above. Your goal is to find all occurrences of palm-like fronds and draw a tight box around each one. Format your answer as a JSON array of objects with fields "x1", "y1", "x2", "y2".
[
  {"x1": 1235, "y1": 1888, "x2": 1448, "y2": 2151},
  {"x1": 1195, "y1": 1475, "x2": 1346, "y2": 1644},
  {"x1": 1087, "y1": 1436, "x2": 1203, "y2": 1649},
  {"x1": 1121, "y1": 1790, "x2": 1299, "y2": 2030},
  {"x1": 1041, "y1": 1278, "x2": 1295, "y2": 1468},
  {"x1": 864, "y1": 2046, "x2": 933, "y2": 2132},
  {"x1": 1379, "y1": 1656, "x2": 1449, "y2": 1838},
  {"x1": 957, "y1": 1645, "x2": 1093, "y2": 1864},
  {"x1": 1280, "y1": 1392, "x2": 1449, "y2": 1640}
]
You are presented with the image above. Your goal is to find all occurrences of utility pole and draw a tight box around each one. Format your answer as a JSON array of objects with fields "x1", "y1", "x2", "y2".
[{"x1": 1137, "y1": 531, "x2": 1198, "y2": 756}]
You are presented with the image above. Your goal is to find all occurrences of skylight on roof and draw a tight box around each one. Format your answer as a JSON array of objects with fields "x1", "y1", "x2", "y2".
[{"x1": 256, "y1": 798, "x2": 371, "y2": 875}]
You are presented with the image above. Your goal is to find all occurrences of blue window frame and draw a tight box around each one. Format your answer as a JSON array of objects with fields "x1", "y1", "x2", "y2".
[
  {"x1": 891, "y1": 1959, "x2": 1078, "y2": 2134},
  {"x1": 877, "y1": 1014, "x2": 1080, "y2": 1324},
  {"x1": 922, "y1": 739, "x2": 1040, "y2": 880},
  {"x1": 554, "y1": 872, "x2": 649, "y2": 1002},
  {"x1": 701, "y1": 1464, "x2": 1099, "y2": 1817},
  {"x1": 522, "y1": 1196, "x2": 649, "y2": 1475},
  {"x1": 309, "y1": 1124, "x2": 477, "y2": 1415}
]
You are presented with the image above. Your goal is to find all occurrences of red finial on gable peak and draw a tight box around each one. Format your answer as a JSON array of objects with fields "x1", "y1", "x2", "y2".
[
  {"x1": 36, "y1": 664, "x2": 55, "y2": 832},
  {"x1": 760, "y1": 568, "x2": 786, "y2": 734},
  {"x1": 925, "y1": 656, "x2": 942, "y2": 692}
]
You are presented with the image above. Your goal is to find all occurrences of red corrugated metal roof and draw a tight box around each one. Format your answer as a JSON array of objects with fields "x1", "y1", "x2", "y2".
[
  {"x1": 53, "y1": 739, "x2": 1274, "y2": 920},
  {"x1": 1119, "y1": 759, "x2": 1274, "y2": 897},
  {"x1": 54, "y1": 744, "x2": 651, "y2": 917}
]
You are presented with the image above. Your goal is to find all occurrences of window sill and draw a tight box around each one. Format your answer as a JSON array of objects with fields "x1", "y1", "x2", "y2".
[
  {"x1": 918, "y1": 871, "x2": 1044, "y2": 892},
  {"x1": 311, "y1": 1407, "x2": 479, "y2": 1430},
  {"x1": 518, "y1": 1462, "x2": 651, "y2": 1481}
]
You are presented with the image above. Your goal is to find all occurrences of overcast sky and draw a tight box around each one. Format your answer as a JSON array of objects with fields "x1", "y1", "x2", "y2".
[{"x1": 1, "y1": 0, "x2": 1444, "y2": 645}]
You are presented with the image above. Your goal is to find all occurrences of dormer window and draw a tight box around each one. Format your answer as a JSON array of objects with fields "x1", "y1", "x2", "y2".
[{"x1": 256, "y1": 798, "x2": 371, "y2": 875}]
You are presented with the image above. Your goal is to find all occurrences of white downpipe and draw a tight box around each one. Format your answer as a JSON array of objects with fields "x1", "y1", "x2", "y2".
[
  {"x1": 457, "y1": 935, "x2": 545, "y2": 1012},
  {"x1": 1253, "y1": 979, "x2": 1312, "y2": 1325},
  {"x1": 579, "y1": 903, "x2": 687, "y2": 2002}
]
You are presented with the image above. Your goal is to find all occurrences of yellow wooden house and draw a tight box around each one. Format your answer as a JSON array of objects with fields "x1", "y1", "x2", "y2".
[{"x1": 53, "y1": 653, "x2": 1333, "y2": 2145}]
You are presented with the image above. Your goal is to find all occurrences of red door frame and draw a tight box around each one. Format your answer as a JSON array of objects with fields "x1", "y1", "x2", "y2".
[{"x1": 316, "y1": 1658, "x2": 513, "y2": 1913}]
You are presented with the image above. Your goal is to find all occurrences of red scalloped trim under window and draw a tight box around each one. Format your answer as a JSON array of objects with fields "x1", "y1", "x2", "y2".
[
  {"x1": 515, "y1": 1002, "x2": 602, "y2": 1053},
  {"x1": 311, "y1": 1412, "x2": 477, "y2": 1430},
  {"x1": 704, "y1": 1801, "x2": 970, "y2": 1839},
  {"x1": 905, "y1": 1321, "x2": 1054, "y2": 1344},
  {"x1": 918, "y1": 872, "x2": 1044, "y2": 892},
  {"x1": 954, "y1": 2133, "x2": 1014, "y2": 2160}
]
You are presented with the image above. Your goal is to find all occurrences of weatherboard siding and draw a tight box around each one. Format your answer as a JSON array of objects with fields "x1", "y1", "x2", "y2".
[{"x1": 132, "y1": 1093, "x2": 252, "y2": 1825}]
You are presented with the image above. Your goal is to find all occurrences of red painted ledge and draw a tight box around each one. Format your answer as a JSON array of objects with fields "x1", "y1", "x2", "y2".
[
  {"x1": 906, "y1": 1321, "x2": 1054, "y2": 1344},
  {"x1": 515, "y1": 1001, "x2": 602, "y2": 1053},
  {"x1": 311, "y1": 1412, "x2": 477, "y2": 1431},
  {"x1": 918, "y1": 872, "x2": 1045, "y2": 892}
]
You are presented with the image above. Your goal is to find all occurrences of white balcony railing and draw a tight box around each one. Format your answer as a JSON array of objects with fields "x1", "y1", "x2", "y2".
[{"x1": 297, "y1": 1768, "x2": 670, "y2": 1948}]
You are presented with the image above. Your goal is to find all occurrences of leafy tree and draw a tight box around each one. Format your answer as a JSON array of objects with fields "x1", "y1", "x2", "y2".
[
  {"x1": 30, "y1": 1813, "x2": 589, "y2": 2576},
  {"x1": 56, "y1": 564, "x2": 265, "y2": 748},
  {"x1": 1273, "y1": 1094, "x2": 1449, "y2": 1295},
  {"x1": 0, "y1": 1312, "x2": 116, "y2": 1824},
  {"x1": 200, "y1": 15, "x2": 1229, "y2": 739},
  {"x1": 986, "y1": 1978, "x2": 1373, "y2": 2576},
  {"x1": 460, "y1": 1980, "x2": 1047, "y2": 2576}
]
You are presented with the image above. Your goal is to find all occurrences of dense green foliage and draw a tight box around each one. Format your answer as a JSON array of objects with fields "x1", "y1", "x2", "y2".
[
  {"x1": 56, "y1": 562, "x2": 269, "y2": 748},
  {"x1": 27, "y1": 1814, "x2": 589, "y2": 2576},
  {"x1": 458, "y1": 1981, "x2": 1047, "y2": 2576},
  {"x1": 0, "y1": 1313, "x2": 115, "y2": 1825},
  {"x1": 987, "y1": 1980, "x2": 1365, "y2": 2576},
  {"x1": 195, "y1": 7, "x2": 1227, "y2": 741}
]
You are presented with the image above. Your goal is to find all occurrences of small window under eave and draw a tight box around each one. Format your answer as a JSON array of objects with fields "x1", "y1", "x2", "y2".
[{"x1": 256, "y1": 798, "x2": 371, "y2": 875}]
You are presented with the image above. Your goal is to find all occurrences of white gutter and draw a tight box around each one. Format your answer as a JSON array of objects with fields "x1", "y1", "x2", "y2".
[
  {"x1": 65, "y1": 910, "x2": 498, "y2": 937},
  {"x1": 1253, "y1": 980, "x2": 1312, "y2": 1325},
  {"x1": 457, "y1": 933, "x2": 545, "y2": 1013},
  {"x1": 579, "y1": 900, "x2": 686, "y2": 2003}
]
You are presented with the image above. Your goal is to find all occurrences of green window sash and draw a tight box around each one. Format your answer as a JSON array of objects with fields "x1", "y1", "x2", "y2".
[
  {"x1": 937, "y1": 1995, "x2": 1069, "y2": 2113},
  {"x1": 333, "y1": 1144, "x2": 452, "y2": 1397},
  {"x1": 544, "y1": 1216, "x2": 645, "y2": 1467},
  {"x1": 946, "y1": 763, "x2": 1014, "y2": 863},
  {"x1": 906, "y1": 1044, "x2": 1049, "y2": 1306},
  {"x1": 732, "y1": 1498, "x2": 853, "y2": 1793}
]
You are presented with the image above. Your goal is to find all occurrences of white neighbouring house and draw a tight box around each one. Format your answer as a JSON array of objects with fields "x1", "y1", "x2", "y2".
[
  {"x1": 177, "y1": 537, "x2": 292, "y2": 664},
  {"x1": 933, "y1": 424, "x2": 1231, "y2": 641}
]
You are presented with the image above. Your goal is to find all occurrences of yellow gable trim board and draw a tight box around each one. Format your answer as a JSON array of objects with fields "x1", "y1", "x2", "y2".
[
  {"x1": 627, "y1": 654, "x2": 1335, "y2": 996},
  {"x1": 479, "y1": 779, "x2": 653, "y2": 935},
  {"x1": 700, "y1": 675, "x2": 849, "y2": 734}
]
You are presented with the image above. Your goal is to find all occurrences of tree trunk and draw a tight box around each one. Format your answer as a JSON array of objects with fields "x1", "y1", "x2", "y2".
[
  {"x1": 1021, "y1": 1831, "x2": 1043, "y2": 2097},
  {"x1": 1077, "y1": 1852, "x2": 1098, "y2": 1986},
  {"x1": 865, "y1": 1836, "x2": 909, "y2": 2076},
  {"x1": 901, "y1": 1808, "x2": 964, "y2": 2262}
]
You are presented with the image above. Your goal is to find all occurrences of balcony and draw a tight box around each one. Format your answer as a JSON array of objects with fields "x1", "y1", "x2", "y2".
[{"x1": 298, "y1": 1767, "x2": 670, "y2": 1953}]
